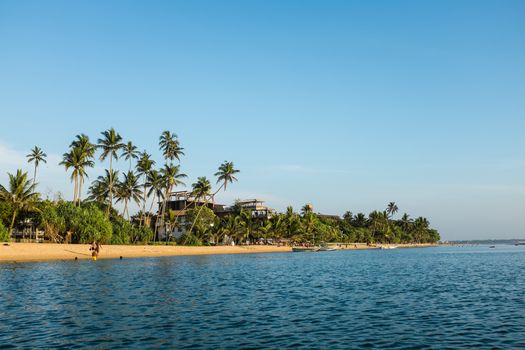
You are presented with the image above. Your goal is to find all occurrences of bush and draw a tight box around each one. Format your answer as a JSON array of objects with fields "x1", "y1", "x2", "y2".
[
  {"x1": 177, "y1": 233, "x2": 203, "y2": 246},
  {"x1": 111, "y1": 217, "x2": 154, "y2": 245},
  {"x1": 0, "y1": 221, "x2": 9, "y2": 242}
]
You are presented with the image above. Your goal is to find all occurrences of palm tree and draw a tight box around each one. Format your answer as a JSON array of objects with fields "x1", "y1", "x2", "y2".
[
  {"x1": 97, "y1": 128, "x2": 124, "y2": 213},
  {"x1": 122, "y1": 141, "x2": 139, "y2": 171},
  {"x1": 136, "y1": 151, "x2": 155, "y2": 226},
  {"x1": 115, "y1": 171, "x2": 143, "y2": 220},
  {"x1": 301, "y1": 204, "x2": 313, "y2": 216},
  {"x1": 70, "y1": 134, "x2": 96, "y2": 202},
  {"x1": 159, "y1": 131, "x2": 184, "y2": 164},
  {"x1": 386, "y1": 202, "x2": 399, "y2": 219},
  {"x1": 88, "y1": 169, "x2": 117, "y2": 205},
  {"x1": 185, "y1": 177, "x2": 212, "y2": 237},
  {"x1": 26, "y1": 146, "x2": 47, "y2": 186},
  {"x1": 214, "y1": 161, "x2": 239, "y2": 193},
  {"x1": 146, "y1": 169, "x2": 165, "y2": 213},
  {"x1": 60, "y1": 147, "x2": 94, "y2": 205},
  {"x1": 159, "y1": 164, "x2": 187, "y2": 240},
  {"x1": 0, "y1": 170, "x2": 39, "y2": 236}
]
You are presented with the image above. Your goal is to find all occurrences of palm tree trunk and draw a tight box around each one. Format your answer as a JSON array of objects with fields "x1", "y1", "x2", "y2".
[
  {"x1": 108, "y1": 155, "x2": 113, "y2": 215},
  {"x1": 73, "y1": 174, "x2": 78, "y2": 204},
  {"x1": 9, "y1": 209, "x2": 17, "y2": 238},
  {"x1": 32, "y1": 165, "x2": 37, "y2": 187},
  {"x1": 78, "y1": 177, "x2": 83, "y2": 206},
  {"x1": 141, "y1": 182, "x2": 147, "y2": 227},
  {"x1": 161, "y1": 186, "x2": 171, "y2": 244},
  {"x1": 124, "y1": 199, "x2": 129, "y2": 220}
]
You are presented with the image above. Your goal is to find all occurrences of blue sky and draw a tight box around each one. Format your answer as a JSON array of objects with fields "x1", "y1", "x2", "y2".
[{"x1": 1, "y1": 0, "x2": 524, "y2": 240}]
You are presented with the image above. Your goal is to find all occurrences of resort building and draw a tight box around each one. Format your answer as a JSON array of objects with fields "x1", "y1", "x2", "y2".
[{"x1": 156, "y1": 195, "x2": 275, "y2": 240}]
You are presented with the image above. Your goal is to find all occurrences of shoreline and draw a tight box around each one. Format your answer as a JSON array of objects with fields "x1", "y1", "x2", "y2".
[{"x1": 0, "y1": 243, "x2": 441, "y2": 264}]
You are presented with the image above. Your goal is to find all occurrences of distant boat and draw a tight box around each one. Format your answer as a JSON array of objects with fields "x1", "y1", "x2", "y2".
[
  {"x1": 380, "y1": 246, "x2": 397, "y2": 250},
  {"x1": 318, "y1": 246, "x2": 337, "y2": 252},
  {"x1": 292, "y1": 247, "x2": 319, "y2": 252},
  {"x1": 489, "y1": 246, "x2": 496, "y2": 249}
]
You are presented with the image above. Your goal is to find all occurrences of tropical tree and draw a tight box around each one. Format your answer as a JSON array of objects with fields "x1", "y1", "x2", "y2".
[
  {"x1": 115, "y1": 171, "x2": 142, "y2": 220},
  {"x1": 0, "y1": 170, "x2": 39, "y2": 236},
  {"x1": 97, "y1": 128, "x2": 123, "y2": 213},
  {"x1": 159, "y1": 164, "x2": 186, "y2": 240},
  {"x1": 159, "y1": 131, "x2": 184, "y2": 164},
  {"x1": 214, "y1": 161, "x2": 239, "y2": 193},
  {"x1": 186, "y1": 177, "x2": 212, "y2": 236},
  {"x1": 386, "y1": 202, "x2": 399, "y2": 219},
  {"x1": 122, "y1": 141, "x2": 139, "y2": 171},
  {"x1": 146, "y1": 169, "x2": 165, "y2": 213},
  {"x1": 88, "y1": 169, "x2": 117, "y2": 206},
  {"x1": 26, "y1": 146, "x2": 47, "y2": 186},
  {"x1": 301, "y1": 204, "x2": 313, "y2": 216},
  {"x1": 60, "y1": 146, "x2": 94, "y2": 205},
  {"x1": 70, "y1": 134, "x2": 96, "y2": 202},
  {"x1": 136, "y1": 151, "x2": 155, "y2": 225}
]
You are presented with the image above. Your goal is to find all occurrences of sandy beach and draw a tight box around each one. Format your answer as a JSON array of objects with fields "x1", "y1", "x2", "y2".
[{"x1": 0, "y1": 242, "x2": 441, "y2": 263}]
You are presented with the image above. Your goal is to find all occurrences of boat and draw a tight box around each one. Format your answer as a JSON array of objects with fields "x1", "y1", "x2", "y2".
[
  {"x1": 318, "y1": 246, "x2": 337, "y2": 252},
  {"x1": 489, "y1": 246, "x2": 495, "y2": 249},
  {"x1": 292, "y1": 247, "x2": 319, "y2": 252},
  {"x1": 380, "y1": 246, "x2": 397, "y2": 250}
]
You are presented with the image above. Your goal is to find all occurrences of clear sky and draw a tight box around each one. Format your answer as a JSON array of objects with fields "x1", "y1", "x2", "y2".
[{"x1": 1, "y1": 0, "x2": 524, "y2": 240}]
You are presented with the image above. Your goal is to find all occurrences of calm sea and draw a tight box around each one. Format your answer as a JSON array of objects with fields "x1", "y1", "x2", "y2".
[{"x1": 1, "y1": 246, "x2": 525, "y2": 349}]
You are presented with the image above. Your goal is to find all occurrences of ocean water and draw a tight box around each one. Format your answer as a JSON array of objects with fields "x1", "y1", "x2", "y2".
[{"x1": 1, "y1": 246, "x2": 525, "y2": 349}]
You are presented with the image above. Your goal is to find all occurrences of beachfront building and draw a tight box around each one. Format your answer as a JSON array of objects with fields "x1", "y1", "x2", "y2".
[
  {"x1": 156, "y1": 195, "x2": 275, "y2": 240},
  {"x1": 156, "y1": 191, "x2": 227, "y2": 240},
  {"x1": 235, "y1": 199, "x2": 275, "y2": 219}
]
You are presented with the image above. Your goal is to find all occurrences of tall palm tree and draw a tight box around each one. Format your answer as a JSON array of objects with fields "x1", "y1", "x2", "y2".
[
  {"x1": 136, "y1": 151, "x2": 155, "y2": 226},
  {"x1": 26, "y1": 146, "x2": 47, "y2": 187},
  {"x1": 187, "y1": 177, "x2": 212, "y2": 236},
  {"x1": 115, "y1": 171, "x2": 143, "y2": 220},
  {"x1": 159, "y1": 164, "x2": 187, "y2": 240},
  {"x1": 146, "y1": 169, "x2": 165, "y2": 214},
  {"x1": 122, "y1": 141, "x2": 139, "y2": 171},
  {"x1": 214, "y1": 161, "x2": 239, "y2": 193},
  {"x1": 301, "y1": 204, "x2": 313, "y2": 216},
  {"x1": 60, "y1": 147, "x2": 94, "y2": 205},
  {"x1": 0, "y1": 170, "x2": 39, "y2": 236},
  {"x1": 97, "y1": 128, "x2": 123, "y2": 213},
  {"x1": 70, "y1": 134, "x2": 96, "y2": 202},
  {"x1": 159, "y1": 131, "x2": 184, "y2": 164},
  {"x1": 386, "y1": 202, "x2": 399, "y2": 219}
]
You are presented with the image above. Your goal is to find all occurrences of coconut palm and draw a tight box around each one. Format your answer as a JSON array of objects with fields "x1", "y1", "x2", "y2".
[
  {"x1": 0, "y1": 170, "x2": 39, "y2": 236},
  {"x1": 122, "y1": 141, "x2": 139, "y2": 171},
  {"x1": 301, "y1": 204, "x2": 313, "y2": 216},
  {"x1": 60, "y1": 147, "x2": 94, "y2": 205},
  {"x1": 136, "y1": 151, "x2": 155, "y2": 225},
  {"x1": 186, "y1": 177, "x2": 213, "y2": 236},
  {"x1": 146, "y1": 169, "x2": 165, "y2": 213},
  {"x1": 88, "y1": 169, "x2": 117, "y2": 205},
  {"x1": 214, "y1": 161, "x2": 239, "y2": 193},
  {"x1": 70, "y1": 134, "x2": 96, "y2": 202},
  {"x1": 26, "y1": 146, "x2": 47, "y2": 187},
  {"x1": 159, "y1": 164, "x2": 187, "y2": 240},
  {"x1": 386, "y1": 202, "x2": 399, "y2": 219},
  {"x1": 115, "y1": 171, "x2": 143, "y2": 220},
  {"x1": 97, "y1": 128, "x2": 124, "y2": 213},
  {"x1": 159, "y1": 131, "x2": 184, "y2": 164}
]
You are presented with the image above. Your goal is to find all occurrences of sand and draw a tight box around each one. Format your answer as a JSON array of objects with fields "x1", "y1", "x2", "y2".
[{"x1": 0, "y1": 242, "x2": 440, "y2": 263}]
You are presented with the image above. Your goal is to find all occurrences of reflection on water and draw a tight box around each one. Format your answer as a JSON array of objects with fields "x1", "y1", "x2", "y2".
[{"x1": 1, "y1": 246, "x2": 525, "y2": 349}]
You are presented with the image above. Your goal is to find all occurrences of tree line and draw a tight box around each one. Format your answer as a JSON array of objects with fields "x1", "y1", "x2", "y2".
[{"x1": 0, "y1": 129, "x2": 440, "y2": 245}]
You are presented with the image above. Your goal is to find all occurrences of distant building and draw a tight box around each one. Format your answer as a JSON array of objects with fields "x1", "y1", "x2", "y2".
[{"x1": 156, "y1": 194, "x2": 275, "y2": 240}]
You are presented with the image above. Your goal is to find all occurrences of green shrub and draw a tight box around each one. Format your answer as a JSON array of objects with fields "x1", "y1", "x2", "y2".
[
  {"x1": 177, "y1": 233, "x2": 203, "y2": 246},
  {"x1": 0, "y1": 221, "x2": 9, "y2": 242}
]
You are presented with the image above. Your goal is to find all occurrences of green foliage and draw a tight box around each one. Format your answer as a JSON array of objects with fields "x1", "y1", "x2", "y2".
[
  {"x1": 184, "y1": 207, "x2": 216, "y2": 239},
  {"x1": 111, "y1": 216, "x2": 154, "y2": 244},
  {"x1": 0, "y1": 220, "x2": 9, "y2": 242},
  {"x1": 177, "y1": 233, "x2": 203, "y2": 246}
]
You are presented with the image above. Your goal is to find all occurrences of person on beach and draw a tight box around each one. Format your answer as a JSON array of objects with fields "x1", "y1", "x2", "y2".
[{"x1": 90, "y1": 241, "x2": 101, "y2": 260}]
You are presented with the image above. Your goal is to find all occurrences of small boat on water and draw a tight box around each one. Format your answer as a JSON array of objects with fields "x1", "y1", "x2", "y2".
[
  {"x1": 318, "y1": 246, "x2": 337, "y2": 252},
  {"x1": 380, "y1": 246, "x2": 397, "y2": 250},
  {"x1": 489, "y1": 246, "x2": 496, "y2": 249},
  {"x1": 292, "y1": 247, "x2": 319, "y2": 252}
]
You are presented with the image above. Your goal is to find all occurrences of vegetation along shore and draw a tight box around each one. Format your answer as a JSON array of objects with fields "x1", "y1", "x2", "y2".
[{"x1": 0, "y1": 129, "x2": 441, "y2": 252}]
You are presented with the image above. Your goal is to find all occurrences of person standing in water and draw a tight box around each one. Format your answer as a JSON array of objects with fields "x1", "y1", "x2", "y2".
[{"x1": 90, "y1": 241, "x2": 101, "y2": 260}]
